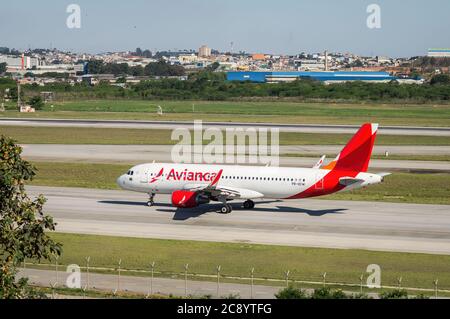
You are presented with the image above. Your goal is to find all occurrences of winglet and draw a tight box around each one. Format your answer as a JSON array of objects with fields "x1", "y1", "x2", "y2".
[{"x1": 313, "y1": 155, "x2": 326, "y2": 169}]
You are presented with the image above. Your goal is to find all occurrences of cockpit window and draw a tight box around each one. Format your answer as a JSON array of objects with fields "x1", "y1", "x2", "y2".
[{"x1": 127, "y1": 170, "x2": 134, "y2": 176}]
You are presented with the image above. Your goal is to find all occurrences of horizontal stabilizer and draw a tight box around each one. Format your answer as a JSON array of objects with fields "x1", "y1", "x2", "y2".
[{"x1": 339, "y1": 176, "x2": 364, "y2": 186}]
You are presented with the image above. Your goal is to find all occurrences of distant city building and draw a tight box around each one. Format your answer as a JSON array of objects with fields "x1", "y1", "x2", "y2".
[
  {"x1": 251, "y1": 54, "x2": 266, "y2": 61},
  {"x1": 427, "y1": 48, "x2": 450, "y2": 57},
  {"x1": 198, "y1": 45, "x2": 212, "y2": 57},
  {"x1": 295, "y1": 59, "x2": 326, "y2": 71}
]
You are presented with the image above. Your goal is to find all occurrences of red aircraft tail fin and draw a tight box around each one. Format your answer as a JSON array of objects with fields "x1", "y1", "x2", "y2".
[{"x1": 332, "y1": 123, "x2": 378, "y2": 172}]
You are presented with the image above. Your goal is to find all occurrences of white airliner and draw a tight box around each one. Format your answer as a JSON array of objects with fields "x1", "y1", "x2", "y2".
[{"x1": 117, "y1": 123, "x2": 389, "y2": 214}]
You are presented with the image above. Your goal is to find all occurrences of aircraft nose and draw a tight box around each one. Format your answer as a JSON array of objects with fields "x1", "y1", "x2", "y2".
[{"x1": 116, "y1": 174, "x2": 126, "y2": 188}]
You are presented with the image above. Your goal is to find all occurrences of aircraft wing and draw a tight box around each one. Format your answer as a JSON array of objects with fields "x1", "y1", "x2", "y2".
[{"x1": 182, "y1": 169, "x2": 264, "y2": 199}]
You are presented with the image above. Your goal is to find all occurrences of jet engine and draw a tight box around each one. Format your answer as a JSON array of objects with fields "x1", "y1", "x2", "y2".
[{"x1": 171, "y1": 190, "x2": 210, "y2": 208}]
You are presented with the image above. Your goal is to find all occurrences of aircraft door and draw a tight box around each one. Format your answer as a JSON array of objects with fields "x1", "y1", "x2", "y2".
[
  {"x1": 315, "y1": 172, "x2": 324, "y2": 190},
  {"x1": 140, "y1": 170, "x2": 148, "y2": 183}
]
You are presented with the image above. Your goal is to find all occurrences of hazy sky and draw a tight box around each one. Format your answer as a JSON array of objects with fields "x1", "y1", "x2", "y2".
[{"x1": 0, "y1": 0, "x2": 449, "y2": 57}]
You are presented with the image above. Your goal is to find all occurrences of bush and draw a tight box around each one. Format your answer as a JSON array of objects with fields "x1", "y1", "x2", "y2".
[
  {"x1": 28, "y1": 96, "x2": 44, "y2": 110},
  {"x1": 430, "y1": 74, "x2": 450, "y2": 85},
  {"x1": 380, "y1": 289, "x2": 409, "y2": 299},
  {"x1": 275, "y1": 285, "x2": 308, "y2": 299}
]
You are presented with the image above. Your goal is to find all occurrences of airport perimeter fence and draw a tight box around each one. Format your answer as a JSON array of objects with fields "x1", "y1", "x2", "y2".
[{"x1": 22, "y1": 259, "x2": 449, "y2": 299}]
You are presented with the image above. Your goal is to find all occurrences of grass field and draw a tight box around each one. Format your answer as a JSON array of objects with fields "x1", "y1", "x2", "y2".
[
  {"x1": 2, "y1": 125, "x2": 450, "y2": 145},
  {"x1": 35, "y1": 232, "x2": 450, "y2": 291},
  {"x1": 2, "y1": 99, "x2": 450, "y2": 126},
  {"x1": 28, "y1": 162, "x2": 450, "y2": 204},
  {"x1": 283, "y1": 153, "x2": 450, "y2": 162}
]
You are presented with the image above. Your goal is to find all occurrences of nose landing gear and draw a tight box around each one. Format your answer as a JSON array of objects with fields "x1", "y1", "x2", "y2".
[{"x1": 147, "y1": 193, "x2": 155, "y2": 207}]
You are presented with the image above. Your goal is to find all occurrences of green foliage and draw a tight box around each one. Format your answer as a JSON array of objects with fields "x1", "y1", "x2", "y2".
[
  {"x1": 275, "y1": 285, "x2": 308, "y2": 299},
  {"x1": 0, "y1": 62, "x2": 7, "y2": 74},
  {"x1": 276, "y1": 286, "x2": 370, "y2": 299},
  {"x1": 0, "y1": 136, "x2": 62, "y2": 298},
  {"x1": 222, "y1": 293, "x2": 241, "y2": 299},
  {"x1": 413, "y1": 56, "x2": 450, "y2": 68},
  {"x1": 144, "y1": 60, "x2": 185, "y2": 76},
  {"x1": 311, "y1": 287, "x2": 353, "y2": 299},
  {"x1": 15, "y1": 73, "x2": 450, "y2": 102},
  {"x1": 379, "y1": 289, "x2": 409, "y2": 299},
  {"x1": 430, "y1": 74, "x2": 450, "y2": 85},
  {"x1": 28, "y1": 96, "x2": 44, "y2": 110}
]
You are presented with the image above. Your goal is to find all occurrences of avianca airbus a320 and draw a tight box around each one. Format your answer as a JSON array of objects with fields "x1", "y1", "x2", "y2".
[{"x1": 117, "y1": 123, "x2": 389, "y2": 214}]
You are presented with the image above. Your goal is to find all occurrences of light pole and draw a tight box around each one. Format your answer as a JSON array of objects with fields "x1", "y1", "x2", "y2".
[
  {"x1": 397, "y1": 276, "x2": 402, "y2": 289},
  {"x1": 359, "y1": 274, "x2": 364, "y2": 294},
  {"x1": 54, "y1": 255, "x2": 59, "y2": 287},
  {"x1": 322, "y1": 272, "x2": 327, "y2": 287},
  {"x1": 250, "y1": 268, "x2": 255, "y2": 299},
  {"x1": 117, "y1": 259, "x2": 122, "y2": 292},
  {"x1": 50, "y1": 281, "x2": 58, "y2": 299},
  {"x1": 217, "y1": 265, "x2": 221, "y2": 298},
  {"x1": 85, "y1": 256, "x2": 91, "y2": 290},
  {"x1": 284, "y1": 270, "x2": 290, "y2": 287},
  {"x1": 434, "y1": 279, "x2": 438, "y2": 299},
  {"x1": 184, "y1": 263, "x2": 189, "y2": 298},
  {"x1": 148, "y1": 261, "x2": 155, "y2": 297}
]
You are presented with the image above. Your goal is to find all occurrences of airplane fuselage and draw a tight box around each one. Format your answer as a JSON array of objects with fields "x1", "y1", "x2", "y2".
[{"x1": 117, "y1": 162, "x2": 382, "y2": 199}]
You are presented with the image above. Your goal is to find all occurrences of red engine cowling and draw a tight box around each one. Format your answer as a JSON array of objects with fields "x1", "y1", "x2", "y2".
[{"x1": 171, "y1": 190, "x2": 210, "y2": 208}]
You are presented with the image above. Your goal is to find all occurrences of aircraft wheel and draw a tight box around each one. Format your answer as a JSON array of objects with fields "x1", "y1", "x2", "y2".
[
  {"x1": 243, "y1": 200, "x2": 255, "y2": 209},
  {"x1": 147, "y1": 200, "x2": 154, "y2": 207},
  {"x1": 220, "y1": 204, "x2": 232, "y2": 214}
]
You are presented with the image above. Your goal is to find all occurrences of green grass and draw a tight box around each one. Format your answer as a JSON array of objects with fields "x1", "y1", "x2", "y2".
[
  {"x1": 2, "y1": 125, "x2": 450, "y2": 145},
  {"x1": 31, "y1": 162, "x2": 128, "y2": 189},
  {"x1": 325, "y1": 172, "x2": 450, "y2": 204},
  {"x1": 28, "y1": 162, "x2": 450, "y2": 205},
  {"x1": 2, "y1": 99, "x2": 450, "y2": 126},
  {"x1": 37, "y1": 232, "x2": 450, "y2": 291},
  {"x1": 282, "y1": 153, "x2": 450, "y2": 162}
]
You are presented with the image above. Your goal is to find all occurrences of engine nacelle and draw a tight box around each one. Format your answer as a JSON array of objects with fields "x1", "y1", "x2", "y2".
[{"x1": 171, "y1": 190, "x2": 210, "y2": 208}]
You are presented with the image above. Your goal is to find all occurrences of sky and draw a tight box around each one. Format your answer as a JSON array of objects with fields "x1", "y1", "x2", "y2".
[{"x1": 0, "y1": 0, "x2": 449, "y2": 57}]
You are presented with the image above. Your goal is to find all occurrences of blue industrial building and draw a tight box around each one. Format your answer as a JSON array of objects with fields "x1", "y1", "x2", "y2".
[{"x1": 226, "y1": 71, "x2": 397, "y2": 83}]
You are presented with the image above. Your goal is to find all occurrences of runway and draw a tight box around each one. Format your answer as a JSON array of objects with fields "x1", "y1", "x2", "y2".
[
  {"x1": 3, "y1": 118, "x2": 450, "y2": 136},
  {"x1": 21, "y1": 144, "x2": 450, "y2": 172},
  {"x1": 28, "y1": 186, "x2": 450, "y2": 255}
]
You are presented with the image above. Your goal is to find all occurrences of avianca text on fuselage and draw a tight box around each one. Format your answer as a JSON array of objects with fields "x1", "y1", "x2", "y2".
[
  {"x1": 117, "y1": 123, "x2": 390, "y2": 214},
  {"x1": 165, "y1": 168, "x2": 219, "y2": 183}
]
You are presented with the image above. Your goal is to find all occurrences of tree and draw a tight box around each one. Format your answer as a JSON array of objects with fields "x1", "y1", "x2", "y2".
[
  {"x1": 86, "y1": 60, "x2": 105, "y2": 74},
  {"x1": 144, "y1": 60, "x2": 185, "y2": 76},
  {"x1": 275, "y1": 285, "x2": 308, "y2": 299},
  {"x1": 29, "y1": 96, "x2": 44, "y2": 110},
  {"x1": 430, "y1": 74, "x2": 450, "y2": 85},
  {"x1": 0, "y1": 136, "x2": 62, "y2": 298},
  {"x1": 379, "y1": 289, "x2": 409, "y2": 299},
  {"x1": 0, "y1": 62, "x2": 6, "y2": 74}
]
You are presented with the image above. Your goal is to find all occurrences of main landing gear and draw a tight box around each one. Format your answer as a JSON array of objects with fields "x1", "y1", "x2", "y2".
[
  {"x1": 220, "y1": 204, "x2": 233, "y2": 214},
  {"x1": 243, "y1": 200, "x2": 255, "y2": 209},
  {"x1": 219, "y1": 200, "x2": 255, "y2": 214},
  {"x1": 147, "y1": 193, "x2": 155, "y2": 207}
]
